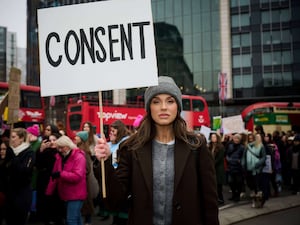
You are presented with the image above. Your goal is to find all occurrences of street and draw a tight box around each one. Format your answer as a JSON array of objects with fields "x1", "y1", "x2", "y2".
[{"x1": 233, "y1": 206, "x2": 300, "y2": 225}]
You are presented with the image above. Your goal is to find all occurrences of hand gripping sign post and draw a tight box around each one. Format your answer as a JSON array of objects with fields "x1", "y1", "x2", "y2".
[{"x1": 38, "y1": 0, "x2": 158, "y2": 198}]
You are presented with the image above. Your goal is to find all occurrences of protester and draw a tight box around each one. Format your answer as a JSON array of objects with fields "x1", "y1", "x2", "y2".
[
  {"x1": 5, "y1": 128, "x2": 35, "y2": 225},
  {"x1": 36, "y1": 133, "x2": 64, "y2": 225},
  {"x1": 106, "y1": 120, "x2": 132, "y2": 225},
  {"x1": 288, "y1": 134, "x2": 300, "y2": 195},
  {"x1": 208, "y1": 132, "x2": 225, "y2": 205},
  {"x1": 95, "y1": 76, "x2": 219, "y2": 225},
  {"x1": 46, "y1": 135, "x2": 87, "y2": 225},
  {"x1": 225, "y1": 133, "x2": 244, "y2": 202},
  {"x1": 242, "y1": 133, "x2": 266, "y2": 208},
  {"x1": 75, "y1": 131, "x2": 99, "y2": 225},
  {"x1": 82, "y1": 121, "x2": 98, "y2": 157},
  {"x1": 26, "y1": 124, "x2": 42, "y2": 221},
  {"x1": 0, "y1": 140, "x2": 14, "y2": 225}
]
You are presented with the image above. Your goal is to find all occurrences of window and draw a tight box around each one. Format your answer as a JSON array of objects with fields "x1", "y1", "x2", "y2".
[
  {"x1": 280, "y1": 9, "x2": 290, "y2": 22},
  {"x1": 263, "y1": 72, "x2": 292, "y2": 87},
  {"x1": 192, "y1": 99, "x2": 205, "y2": 111},
  {"x1": 262, "y1": 11, "x2": 270, "y2": 24},
  {"x1": 233, "y1": 74, "x2": 253, "y2": 88},
  {"x1": 262, "y1": 31, "x2": 271, "y2": 45},
  {"x1": 233, "y1": 54, "x2": 251, "y2": 68},
  {"x1": 282, "y1": 30, "x2": 290, "y2": 43},
  {"x1": 272, "y1": 31, "x2": 281, "y2": 44},
  {"x1": 262, "y1": 9, "x2": 290, "y2": 24},
  {"x1": 282, "y1": 51, "x2": 292, "y2": 64},
  {"x1": 182, "y1": 98, "x2": 191, "y2": 111},
  {"x1": 232, "y1": 33, "x2": 251, "y2": 48},
  {"x1": 241, "y1": 33, "x2": 251, "y2": 46},
  {"x1": 231, "y1": 13, "x2": 249, "y2": 27}
]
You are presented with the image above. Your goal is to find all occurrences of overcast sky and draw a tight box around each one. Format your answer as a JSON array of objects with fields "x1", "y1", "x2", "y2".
[{"x1": 0, "y1": 0, "x2": 27, "y2": 48}]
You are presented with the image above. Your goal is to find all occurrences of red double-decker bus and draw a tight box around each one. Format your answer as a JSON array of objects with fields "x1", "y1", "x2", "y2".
[
  {"x1": 241, "y1": 102, "x2": 300, "y2": 133},
  {"x1": 0, "y1": 82, "x2": 45, "y2": 128},
  {"x1": 66, "y1": 94, "x2": 210, "y2": 138}
]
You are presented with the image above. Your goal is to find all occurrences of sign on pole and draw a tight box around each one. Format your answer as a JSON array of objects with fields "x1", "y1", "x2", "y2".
[
  {"x1": 38, "y1": 0, "x2": 158, "y2": 96},
  {"x1": 7, "y1": 68, "x2": 21, "y2": 124},
  {"x1": 38, "y1": 0, "x2": 158, "y2": 198}
]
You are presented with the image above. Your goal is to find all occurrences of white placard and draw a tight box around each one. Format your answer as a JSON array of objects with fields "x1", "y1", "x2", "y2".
[
  {"x1": 199, "y1": 125, "x2": 211, "y2": 143},
  {"x1": 222, "y1": 115, "x2": 245, "y2": 134},
  {"x1": 38, "y1": 0, "x2": 158, "y2": 96}
]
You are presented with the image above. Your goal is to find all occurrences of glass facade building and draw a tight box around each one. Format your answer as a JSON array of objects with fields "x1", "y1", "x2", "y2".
[
  {"x1": 26, "y1": 0, "x2": 300, "y2": 121},
  {"x1": 230, "y1": 0, "x2": 300, "y2": 103},
  {"x1": 0, "y1": 27, "x2": 18, "y2": 82}
]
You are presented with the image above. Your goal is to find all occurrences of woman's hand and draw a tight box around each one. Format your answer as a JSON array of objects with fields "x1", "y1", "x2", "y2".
[
  {"x1": 40, "y1": 139, "x2": 50, "y2": 152},
  {"x1": 95, "y1": 137, "x2": 111, "y2": 161}
]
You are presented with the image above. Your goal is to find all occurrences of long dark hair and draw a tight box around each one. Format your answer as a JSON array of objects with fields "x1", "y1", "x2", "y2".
[
  {"x1": 83, "y1": 121, "x2": 96, "y2": 146},
  {"x1": 110, "y1": 120, "x2": 131, "y2": 144},
  {"x1": 123, "y1": 112, "x2": 203, "y2": 151}
]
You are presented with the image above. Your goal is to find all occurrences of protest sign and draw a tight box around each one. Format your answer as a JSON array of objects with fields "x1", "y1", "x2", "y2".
[
  {"x1": 222, "y1": 115, "x2": 245, "y2": 134},
  {"x1": 38, "y1": 0, "x2": 158, "y2": 96}
]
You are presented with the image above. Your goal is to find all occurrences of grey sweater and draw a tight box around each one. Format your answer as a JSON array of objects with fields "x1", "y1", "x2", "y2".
[{"x1": 152, "y1": 139, "x2": 175, "y2": 225}]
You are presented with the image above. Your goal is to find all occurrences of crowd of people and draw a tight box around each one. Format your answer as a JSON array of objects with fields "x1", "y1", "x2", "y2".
[
  {"x1": 0, "y1": 75, "x2": 299, "y2": 225},
  {"x1": 212, "y1": 125, "x2": 300, "y2": 208}
]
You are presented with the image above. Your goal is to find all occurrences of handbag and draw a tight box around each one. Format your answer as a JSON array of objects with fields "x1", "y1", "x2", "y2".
[{"x1": 262, "y1": 155, "x2": 272, "y2": 173}]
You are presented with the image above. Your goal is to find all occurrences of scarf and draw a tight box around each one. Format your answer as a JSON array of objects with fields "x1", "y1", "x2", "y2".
[{"x1": 11, "y1": 142, "x2": 30, "y2": 156}]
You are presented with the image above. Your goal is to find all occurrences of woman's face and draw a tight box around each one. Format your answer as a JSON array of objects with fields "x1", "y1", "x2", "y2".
[
  {"x1": 210, "y1": 134, "x2": 218, "y2": 143},
  {"x1": 83, "y1": 123, "x2": 90, "y2": 132},
  {"x1": 0, "y1": 143, "x2": 7, "y2": 159},
  {"x1": 44, "y1": 126, "x2": 52, "y2": 137},
  {"x1": 150, "y1": 94, "x2": 178, "y2": 126},
  {"x1": 49, "y1": 135, "x2": 58, "y2": 148},
  {"x1": 10, "y1": 131, "x2": 24, "y2": 148},
  {"x1": 74, "y1": 136, "x2": 81, "y2": 145},
  {"x1": 255, "y1": 134, "x2": 262, "y2": 144},
  {"x1": 109, "y1": 127, "x2": 118, "y2": 143}
]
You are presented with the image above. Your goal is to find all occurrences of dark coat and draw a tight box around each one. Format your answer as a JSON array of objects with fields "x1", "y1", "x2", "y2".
[
  {"x1": 225, "y1": 142, "x2": 244, "y2": 174},
  {"x1": 214, "y1": 144, "x2": 226, "y2": 185},
  {"x1": 103, "y1": 139, "x2": 219, "y2": 225},
  {"x1": 5, "y1": 146, "x2": 35, "y2": 225}
]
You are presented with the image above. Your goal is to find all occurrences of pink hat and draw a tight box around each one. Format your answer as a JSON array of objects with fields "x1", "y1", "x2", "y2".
[
  {"x1": 133, "y1": 114, "x2": 143, "y2": 128},
  {"x1": 26, "y1": 124, "x2": 40, "y2": 137}
]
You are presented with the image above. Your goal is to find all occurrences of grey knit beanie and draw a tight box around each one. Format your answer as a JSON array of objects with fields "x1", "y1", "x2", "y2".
[{"x1": 144, "y1": 76, "x2": 182, "y2": 112}]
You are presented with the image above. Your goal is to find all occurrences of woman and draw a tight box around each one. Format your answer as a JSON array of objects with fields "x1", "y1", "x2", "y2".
[
  {"x1": 83, "y1": 122, "x2": 98, "y2": 157},
  {"x1": 208, "y1": 133, "x2": 225, "y2": 205},
  {"x1": 75, "y1": 131, "x2": 99, "y2": 225},
  {"x1": 0, "y1": 141, "x2": 14, "y2": 224},
  {"x1": 242, "y1": 133, "x2": 266, "y2": 208},
  {"x1": 46, "y1": 135, "x2": 87, "y2": 225},
  {"x1": 107, "y1": 120, "x2": 131, "y2": 225},
  {"x1": 95, "y1": 76, "x2": 219, "y2": 225},
  {"x1": 36, "y1": 133, "x2": 64, "y2": 225},
  {"x1": 26, "y1": 124, "x2": 42, "y2": 220},
  {"x1": 5, "y1": 128, "x2": 35, "y2": 225},
  {"x1": 225, "y1": 133, "x2": 245, "y2": 202},
  {"x1": 109, "y1": 120, "x2": 131, "y2": 169}
]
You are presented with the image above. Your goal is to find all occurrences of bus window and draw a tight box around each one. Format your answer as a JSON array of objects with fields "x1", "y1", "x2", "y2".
[
  {"x1": 70, "y1": 105, "x2": 82, "y2": 112},
  {"x1": 69, "y1": 114, "x2": 82, "y2": 131},
  {"x1": 21, "y1": 91, "x2": 42, "y2": 108},
  {"x1": 192, "y1": 99, "x2": 205, "y2": 112},
  {"x1": 182, "y1": 98, "x2": 191, "y2": 111}
]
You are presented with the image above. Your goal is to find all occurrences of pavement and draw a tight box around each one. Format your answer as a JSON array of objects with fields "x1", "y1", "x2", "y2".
[
  {"x1": 26, "y1": 186, "x2": 300, "y2": 225},
  {"x1": 219, "y1": 193, "x2": 300, "y2": 225}
]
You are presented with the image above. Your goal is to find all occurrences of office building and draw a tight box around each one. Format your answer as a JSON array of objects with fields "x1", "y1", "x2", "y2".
[
  {"x1": 26, "y1": 0, "x2": 300, "y2": 119},
  {"x1": 0, "y1": 26, "x2": 18, "y2": 82}
]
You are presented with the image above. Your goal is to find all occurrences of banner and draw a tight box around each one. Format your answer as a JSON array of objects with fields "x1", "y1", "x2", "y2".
[{"x1": 38, "y1": 0, "x2": 158, "y2": 96}]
